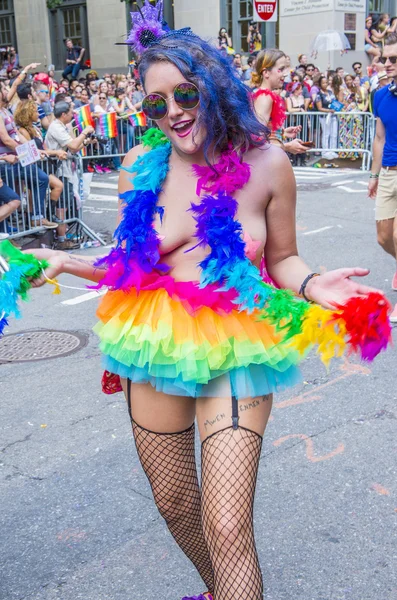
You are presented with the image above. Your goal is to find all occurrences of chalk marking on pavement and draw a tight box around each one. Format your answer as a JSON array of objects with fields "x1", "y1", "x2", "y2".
[
  {"x1": 303, "y1": 226, "x2": 334, "y2": 235},
  {"x1": 274, "y1": 360, "x2": 370, "y2": 409},
  {"x1": 336, "y1": 185, "x2": 367, "y2": 193},
  {"x1": 87, "y1": 194, "x2": 118, "y2": 203},
  {"x1": 85, "y1": 205, "x2": 118, "y2": 212},
  {"x1": 61, "y1": 290, "x2": 107, "y2": 306},
  {"x1": 293, "y1": 168, "x2": 350, "y2": 175},
  {"x1": 273, "y1": 434, "x2": 345, "y2": 463},
  {"x1": 357, "y1": 181, "x2": 369, "y2": 186},
  {"x1": 90, "y1": 182, "x2": 118, "y2": 190},
  {"x1": 331, "y1": 179, "x2": 353, "y2": 186}
]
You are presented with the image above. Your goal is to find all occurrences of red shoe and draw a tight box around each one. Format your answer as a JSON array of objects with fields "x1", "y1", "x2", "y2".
[
  {"x1": 392, "y1": 271, "x2": 397, "y2": 291},
  {"x1": 87, "y1": 164, "x2": 95, "y2": 173},
  {"x1": 389, "y1": 303, "x2": 397, "y2": 323}
]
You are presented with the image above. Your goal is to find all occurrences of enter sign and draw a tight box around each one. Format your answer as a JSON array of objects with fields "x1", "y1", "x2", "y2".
[{"x1": 254, "y1": 0, "x2": 278, "y2": 22}]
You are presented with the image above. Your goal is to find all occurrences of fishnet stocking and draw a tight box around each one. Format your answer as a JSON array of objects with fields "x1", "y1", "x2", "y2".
[
  {"x1": 201, "y1": 427, "x2": 263, "y2": 600},
  {"x1": 131, "y1": 420, "x2": 215, "y2": 594}
]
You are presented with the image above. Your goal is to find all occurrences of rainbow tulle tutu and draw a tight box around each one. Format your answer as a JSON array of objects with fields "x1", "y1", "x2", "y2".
[{"x1": 94, "y1": 275, "x2": 302, "y2": 398}]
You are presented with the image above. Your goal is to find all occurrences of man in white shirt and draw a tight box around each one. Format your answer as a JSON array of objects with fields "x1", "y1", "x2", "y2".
[{"x1": 45, "y1": 101, "x2": 94, "y2": 248}]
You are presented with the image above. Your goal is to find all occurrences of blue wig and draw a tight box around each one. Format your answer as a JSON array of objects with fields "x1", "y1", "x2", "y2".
[{"x1": 138, "y1": 35, "x2": 269, "y2": 164}]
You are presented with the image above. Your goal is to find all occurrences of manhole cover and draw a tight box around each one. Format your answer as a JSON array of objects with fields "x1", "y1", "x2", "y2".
[{"x1": 0, "y1": 330, "x2": 88, "y2": 363}]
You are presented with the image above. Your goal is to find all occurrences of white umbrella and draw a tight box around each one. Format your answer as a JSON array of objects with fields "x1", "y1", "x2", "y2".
[{"x1": 310, "y1": 30, "x2": 351, "y2": 60}]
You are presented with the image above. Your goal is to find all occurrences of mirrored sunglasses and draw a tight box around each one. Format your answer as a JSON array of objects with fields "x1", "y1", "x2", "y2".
[{"x1": 142, "y1": 82, "x2": 200, "y2": 121}]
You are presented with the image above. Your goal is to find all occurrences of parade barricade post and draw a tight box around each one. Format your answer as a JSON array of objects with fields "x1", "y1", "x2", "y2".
[
  {"x1": 0, "y1": 154, "x2": 105, "y2": 244},
  {"x1": 79, "y1": 113, "x2": 149, "y2": 162},
  {"x1": 0, "y1": 110, "x2": 149, "y2": 242},
  {"x1": 284, "y1": 111, "x2": 376, "y2": 171}
]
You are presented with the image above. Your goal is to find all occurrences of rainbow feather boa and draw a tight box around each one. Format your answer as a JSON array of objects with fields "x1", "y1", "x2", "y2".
[
  {"x1": 93, "y1": 127, "x2": 392, "y2": 365},
  {"x1": 0, "y1": 240, "x2": 60, "y2": 335}
]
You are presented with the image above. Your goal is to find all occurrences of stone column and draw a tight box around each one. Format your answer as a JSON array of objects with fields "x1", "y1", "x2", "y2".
[
  {"x1": 14, "y1": 0, "x2": 52, "y2": 68},
  {"x1": 174, "y1": 0, "x2": 221, "y2": 42},
  {"x1": 86, "y1": 0, "x2": 128, "y2": 72}
]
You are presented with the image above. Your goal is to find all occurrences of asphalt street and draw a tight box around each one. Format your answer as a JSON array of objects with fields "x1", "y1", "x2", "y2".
[{"x1": 1, "y1": 167, "x2": 396, "y2": 600}]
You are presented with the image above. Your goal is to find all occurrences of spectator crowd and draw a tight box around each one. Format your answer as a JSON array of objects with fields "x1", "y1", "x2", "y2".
[
  {"x1": 0, "y1": 41, "x2": 146, "y2": 248},
  {"x1": 0, "y1": 15, "x2": 394, "y2": 246}
]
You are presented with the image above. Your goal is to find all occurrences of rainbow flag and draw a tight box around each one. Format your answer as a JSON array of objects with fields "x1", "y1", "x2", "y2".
[
  {"x1": 97, "y1": 112, "x2": 118, "y2": 138},
  {"x1": 74, "y1": 105, "x2": 94, "y2": 133},
  {"x1": 49, "y1": 84, "x2": 57, "y2": 106},
  {"x1": 129, "y1": 112, "x2": 147, "y2": 127}
]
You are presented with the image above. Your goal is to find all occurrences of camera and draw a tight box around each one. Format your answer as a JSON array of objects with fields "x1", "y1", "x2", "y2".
[{"x1": 86, "y1": 133, "x2": 108, "y2": 144}]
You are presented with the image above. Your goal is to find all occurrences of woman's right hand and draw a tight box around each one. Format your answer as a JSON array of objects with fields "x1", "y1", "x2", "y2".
[
  {"x1": 24, "y1": 249, "x2": 66, "y2": 288},
  {"x1": 284, "y1": 139, "x2": 307, "y2": 154},
  {"x1": 284, "y1": 125, "x2": 302, "y2": 139}
]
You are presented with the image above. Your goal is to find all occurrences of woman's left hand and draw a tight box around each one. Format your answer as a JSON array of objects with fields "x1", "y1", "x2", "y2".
[
  {"x1": 305, "y1": 268, "x2": 384, "y2": 310},
  {"x1": 284, "y1": 125, "x2": 302, "y2": 139}
]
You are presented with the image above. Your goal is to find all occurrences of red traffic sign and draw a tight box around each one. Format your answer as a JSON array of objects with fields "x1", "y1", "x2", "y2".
[{"x1": 254, "y1": 0, "x2": 278, "y2": 22}]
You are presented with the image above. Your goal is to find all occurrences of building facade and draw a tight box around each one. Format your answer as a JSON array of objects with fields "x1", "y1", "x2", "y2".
[
  {"x1": 2, "y1": 0, "x2": 397, "y2": 75},
  {"x1": 7, "y1": 0, "x2": 174, "y2": 75}
]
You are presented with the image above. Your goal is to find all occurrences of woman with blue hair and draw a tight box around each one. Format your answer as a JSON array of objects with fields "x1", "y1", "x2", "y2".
[{"x1": 28, "y1": 2, "x2": 389, "y2": 598}]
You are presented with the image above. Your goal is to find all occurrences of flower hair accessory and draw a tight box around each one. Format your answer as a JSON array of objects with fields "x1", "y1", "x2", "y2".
[
  {"x1": 127, "y1": 0, "x2": 166, "y2": 54},
  {"x1": 119, "y1": 0, "x2": 197, "y2": 54}
]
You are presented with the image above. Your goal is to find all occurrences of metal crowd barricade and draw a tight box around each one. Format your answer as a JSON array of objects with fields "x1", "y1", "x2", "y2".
[
  {"x1": 0, "y1": 154, "x2": 105, "y2": 244},
  {"x1": 284, "y1": 111, "x2": 376, "y2": 171},
  {"x1": 0, "y1": 110, "x2": 376, "y2": 242},
  {"x1": 81, "y1": 117, "x2": 149, "y2": 165}
]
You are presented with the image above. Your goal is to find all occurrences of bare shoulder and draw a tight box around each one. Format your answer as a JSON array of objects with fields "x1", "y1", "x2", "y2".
[
  {"x1": 247, "y1": 144, "x2": 294, "y2": 188},
  {"x1": 121, "y1": 142, "x2": 145, "y2": 169},
  {"x1": 254, "y1": 93, "x2": 272, "y2": 108},
  {"x1": 118, "y1": 143, "x2": 146, "y2": 193}
]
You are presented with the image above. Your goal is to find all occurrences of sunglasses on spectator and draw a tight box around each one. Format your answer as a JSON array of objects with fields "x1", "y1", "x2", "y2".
[
  {"x1": 142, "y1": 82, "x2": 199, "y2": 121},
  {"x1": 379, "y1": 55, "x2": 397, "y2": 64},
  {"x1": 353, "y1": 66, "x2": 361, "y2": 70},
  {"x1": 99, "y1": 96, "x2": 107, "y2": 99},
  {"x1": 306, "y1": 68, "x2": 314, "y2": 71},
  {"x1": 39, "y1": 89, "x2": 49, "y2": 93}
]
